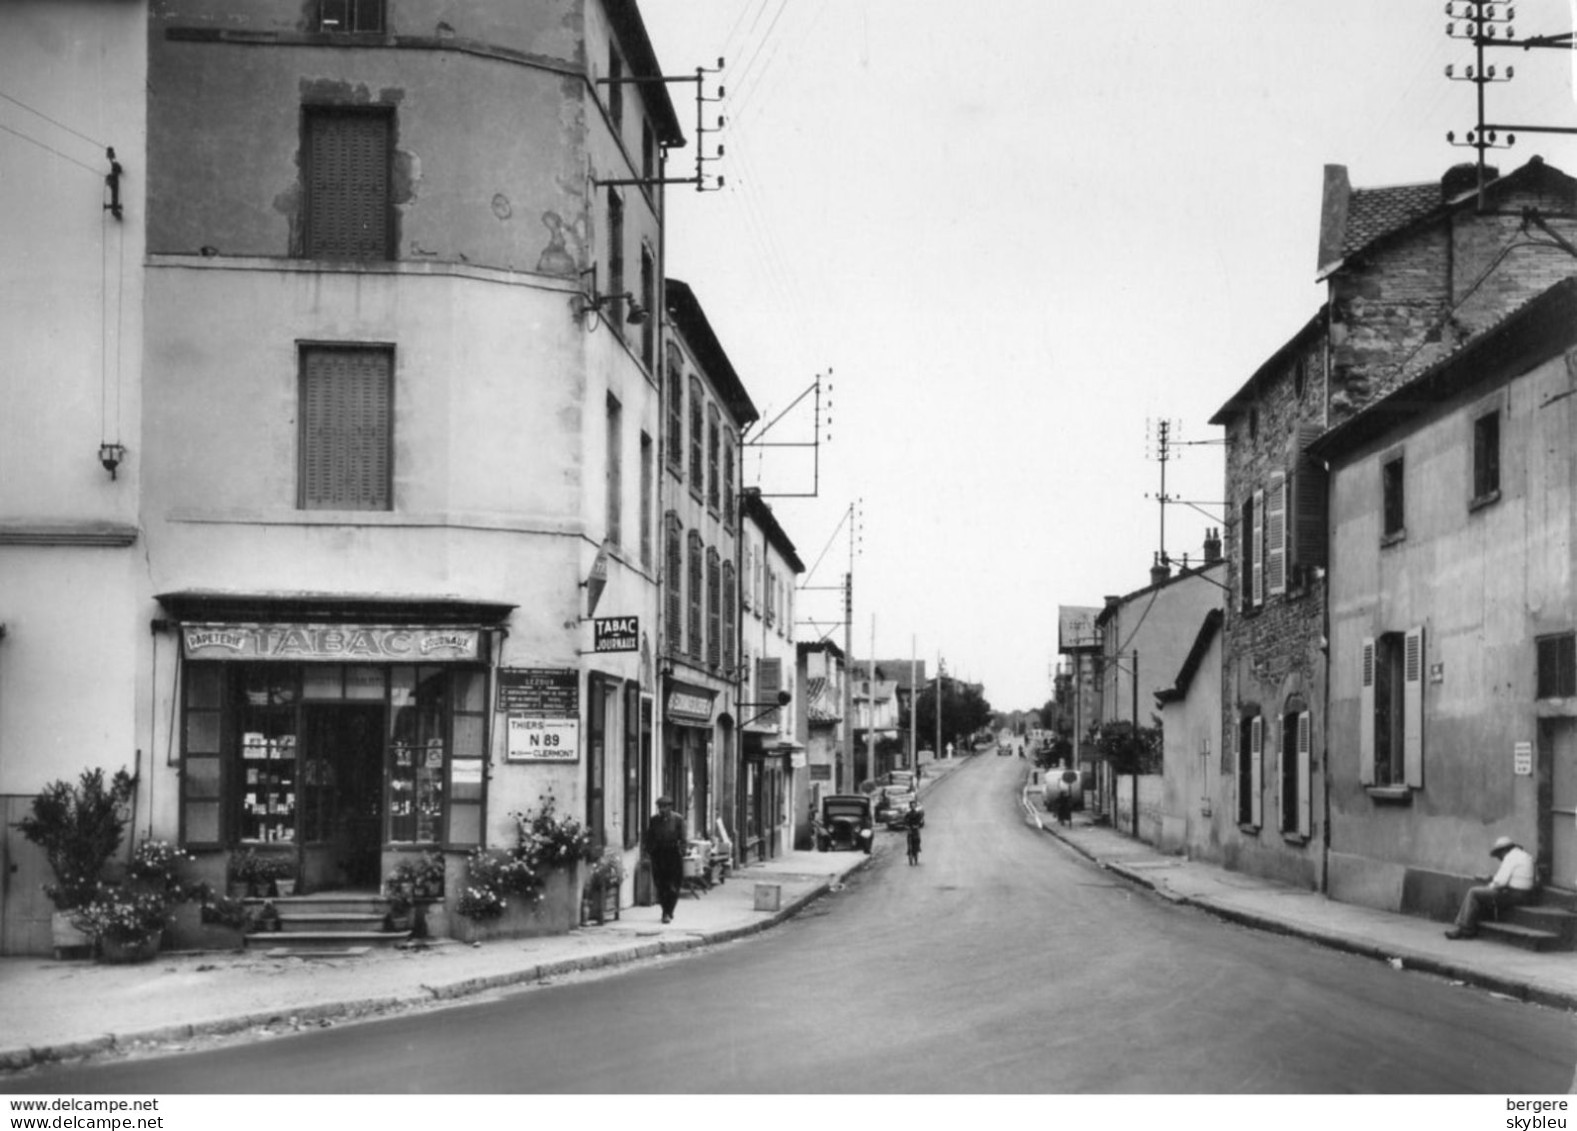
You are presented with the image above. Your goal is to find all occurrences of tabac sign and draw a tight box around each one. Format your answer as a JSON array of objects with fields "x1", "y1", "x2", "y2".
[
  {"x1": 593, "y1": 616, "x2": 639, "y2": 653},
  {"x1": 183, "y1": 624, "x2": 482, "y2": 663}
]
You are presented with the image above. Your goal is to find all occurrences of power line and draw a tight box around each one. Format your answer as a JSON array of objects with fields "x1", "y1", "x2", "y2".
[
  {"x1": 0, "y1": 120, "x2": 103, "y2": 175},
  {"x1": 0, "y1": 88, "x2": 106, "y2": 150}
]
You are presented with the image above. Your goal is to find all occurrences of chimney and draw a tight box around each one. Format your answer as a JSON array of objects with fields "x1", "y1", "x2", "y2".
[
  {"x1": 1203, "y1": 527, "x2": 1222, "y2": 564},
  {"x1": 1150, "y1": 554, "x2": 1171, "y2": 587},
  {"x1": 1316, "y1": 164, "x2": 1351, "y2": 277},
  {"x1": 1442, "y1": 161, "x2": 1497, "y2": 201}
]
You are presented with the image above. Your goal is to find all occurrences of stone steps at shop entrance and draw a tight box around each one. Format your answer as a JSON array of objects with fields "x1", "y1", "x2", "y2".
[
  {"x1": 1478, "y1": 888, "x2": 1577, "y2": 952},
  {"x1": 243, "y1": 894, "x2": 411, "y2": 951}
]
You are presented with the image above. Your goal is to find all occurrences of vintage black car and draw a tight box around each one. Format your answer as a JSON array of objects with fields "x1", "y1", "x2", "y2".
[{"x1": 816, "y1": 794, "x2": 874, "y2": 853}]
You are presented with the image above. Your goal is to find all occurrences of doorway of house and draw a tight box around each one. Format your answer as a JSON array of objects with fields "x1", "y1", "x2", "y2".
[
  {"x1": 301, "y1": 703, "x2": 385, "y2": 891},
  {"x1": 1541, "y1": 718, "x2": 1577, "y2": 891}
]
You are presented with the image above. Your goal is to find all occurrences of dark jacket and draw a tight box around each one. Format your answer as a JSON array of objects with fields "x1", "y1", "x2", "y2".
[{"x1": 644, "y1": 810, "x2": 688, "y2": 857}]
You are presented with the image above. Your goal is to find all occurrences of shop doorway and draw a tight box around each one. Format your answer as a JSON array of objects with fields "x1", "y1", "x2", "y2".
[
  {"x1": 301, "y1": 704, "x2": 385, "y2": 890},
  {"x1": 1542, "y1": 718, "x2": 1577, "y2": 890}
]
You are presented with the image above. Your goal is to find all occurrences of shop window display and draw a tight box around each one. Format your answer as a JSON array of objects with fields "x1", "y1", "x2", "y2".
[
  {"x1": 239, "y1": 669, "x2": 299, "y2": 843},
  {"x1": 389, "y1": 667, "x2": 447, "y2": 844}
]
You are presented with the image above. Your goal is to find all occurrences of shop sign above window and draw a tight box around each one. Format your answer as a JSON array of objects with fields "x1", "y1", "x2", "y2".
[{"x1": 183, "y1": 623, "x2": 482, "y2": 663}]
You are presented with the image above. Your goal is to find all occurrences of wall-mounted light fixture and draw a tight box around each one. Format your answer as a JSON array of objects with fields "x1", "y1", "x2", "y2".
[
  {"x1": 98, "y1": 442, "x2": 126, "y2": 480},
  {"x1": 573, "y1": 265, "x2": 647, "y2": 330}
]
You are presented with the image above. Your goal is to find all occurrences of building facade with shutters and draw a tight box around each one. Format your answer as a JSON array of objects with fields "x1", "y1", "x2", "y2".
[
  {"x1": 0, "y1": 0, "x2": 150, "y2": 956},
  {"x1": 657, "y1": 280, "x2": 757, "y2": 855},
  {"x1": 96, "y1": 0, "x2": 682, "y2": 933},
  {"x1": 794, "y1": 640, "x2": 847, "y2": 846},
  {"x1": 1311, "y1": 279, "x2": 1577, "y2": 920},
  {"x1": 1210, "y1": 313, "x2": 1332, "y2": 891},
  {"x1": 738, "y1": 490, "x2": 804, "y2": 863}
]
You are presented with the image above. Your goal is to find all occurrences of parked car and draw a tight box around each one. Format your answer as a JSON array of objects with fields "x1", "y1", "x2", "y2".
[
  {"x1": 816, "y1": 794, "x2": 874, "y2": 853},
  {"x1": 880, "y1": 770, "x2": 916, "y2": 790}
]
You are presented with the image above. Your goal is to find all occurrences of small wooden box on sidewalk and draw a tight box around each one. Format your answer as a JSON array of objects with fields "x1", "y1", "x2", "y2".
[{"x1": 753, "y1": 883, "x2": 782, "y2": 912}]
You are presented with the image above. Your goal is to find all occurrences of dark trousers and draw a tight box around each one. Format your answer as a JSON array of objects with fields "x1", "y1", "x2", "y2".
[
  {"x1": 1453, "y1": 885, "x2": 1528, "y2": 934},
  {"x1": 651, "y1": 851, "x2": 684, "y2": 917}
]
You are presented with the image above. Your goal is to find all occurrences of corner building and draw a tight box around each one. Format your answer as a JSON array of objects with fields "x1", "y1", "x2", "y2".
[{"x1": 138, "y1": 0, "x2": 682, "y2": 919}]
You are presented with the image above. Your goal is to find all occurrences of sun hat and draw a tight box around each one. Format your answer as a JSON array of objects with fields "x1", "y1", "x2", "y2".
[{"x1": 1490, "y1": 835, "x2": 1516, "y2": 855}]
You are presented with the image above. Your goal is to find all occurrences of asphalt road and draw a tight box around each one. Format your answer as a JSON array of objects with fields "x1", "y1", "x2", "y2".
[{"x1": 20, "y1": 753, "x2": 1577, "y2": 1092}]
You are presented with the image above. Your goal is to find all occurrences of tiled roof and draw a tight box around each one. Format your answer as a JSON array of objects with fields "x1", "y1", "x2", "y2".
[{"x1": 1341, "y1": 182, "x2": 1441, "y2": 260}]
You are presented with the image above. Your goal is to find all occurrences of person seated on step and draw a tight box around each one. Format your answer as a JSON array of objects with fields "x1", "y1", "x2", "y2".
[{"x1": 1444, "y1": 835, "x2": 1536, "y2": 940}]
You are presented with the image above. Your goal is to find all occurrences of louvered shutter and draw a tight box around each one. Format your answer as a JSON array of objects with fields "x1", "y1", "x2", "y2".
[
  {"x1": 300, "y1": 347, "x2": 391, "y2": 509},
  {"x1": 758, "y1": 657, "x2": 782, "y2": 730},
  {"x1": 305, "y1": 110, "x2": 391, "y2": 260},
  {"x1": 664, "y1": 515, "x2": 682, "y2": 655},
  {"x1": 1294, "y1": 423, "x2": 1328, "y2": 572},
  {"x1": 1250, "y1": 715, "x2": 1263, "y2": 828},
  {"x1": 706, "y1": 548, "x2": 721, "y2": 669},
  {"x1": 1404, "y1": 626, "x2": 1424, "y2": 787},
  {"x1": 1251, "y1": 487, "x2": 1265, "y2": 607},
  {"x1": 721, "y1": 562, "x2": 736, "y2": 674},
  {"x1": 1297, "y1": 711, "x2": 1312, "y2": 838},
  {"x1": 1359, "y1": 638, "x2": 1376, "y2": 785},
  {"x1": 1266, "y1": 474, "x2": 1287, "y2": 596},
  {"x1": 688, "y1": 532, "x2": 703, "y2": 661}
]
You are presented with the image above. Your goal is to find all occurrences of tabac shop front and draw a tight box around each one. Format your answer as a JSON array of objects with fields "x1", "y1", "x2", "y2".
[{"x1": 160, "y1": 595, "x2": 512, "y2": 893}]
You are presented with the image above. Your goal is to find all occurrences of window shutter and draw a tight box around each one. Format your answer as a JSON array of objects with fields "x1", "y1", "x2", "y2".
[
  {"x1": 687, "y1": 532, "x2": 703, "y2": 661},
  {"x1": 300, "y1": 347, "x2": 391, "y2": 510},
  {"x1": 1297, "y1": 711, "x2": 1312, "y2": 838},
  {"x1": 305, "y1": 110, "x2": 391, "y2": 260},
  {"x1": 758, "y1": 657, "x2": 782, "y2": 729},
  {"x1": 706, "y1": 548, "x2": 721, "y2": 669},
  {"x1": 1359, "y1": 638, "x2": 1376, "y2": 785},
  {"x1": 1293, "y1": 424, "x2": 1328, "y2": 571},
  {"x1": 664, "y1": 515, "x2": 682, "y2": 655},
  {"x1": 1250, "y1": 715, "x2": 1263, "y2": 828},
  {"x1": 1251, "y1": 487, "x2": 1265, "y2": 607},
  {"x1": 1266, "y1": 474, "x2": 1287, "y2": 596},
  {"x1": 1404, "y1": 626, "x2": 1424, "y2": 788},
  {"x1": 722, "y1": 562, "x2": 736, "y2": 674}
]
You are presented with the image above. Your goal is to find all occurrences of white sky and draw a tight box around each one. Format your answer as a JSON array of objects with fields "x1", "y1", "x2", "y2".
[{"x1": 641, "y1": 1, "x2": 1577, "y2": 710}]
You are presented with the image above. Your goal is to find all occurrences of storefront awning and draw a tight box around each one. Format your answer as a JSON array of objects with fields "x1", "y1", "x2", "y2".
[{"x1": 155, "y1": 591, "x2": 515, "y2": 626}]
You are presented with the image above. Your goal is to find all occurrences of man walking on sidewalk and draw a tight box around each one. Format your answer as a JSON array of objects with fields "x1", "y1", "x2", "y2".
[
  {"x1": 644, "y1": 796, "x2": 688, "y2": 925},
  {"x1": 1444, "y1": 835, "x2": 1535, "y2": 940}
]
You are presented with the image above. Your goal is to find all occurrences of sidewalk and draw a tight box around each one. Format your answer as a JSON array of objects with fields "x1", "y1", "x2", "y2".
[
  {"x1": 0, "y1": 758, "x2": 968, "y2": 1075},
  {"x1": 1022, "y1": 790, "x2": 1577, "y2": 1013}
]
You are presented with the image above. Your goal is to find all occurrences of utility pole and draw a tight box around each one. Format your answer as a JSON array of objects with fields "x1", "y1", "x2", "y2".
[
  {"x1": 909, "y1": 636, "x2": 917, "y2": 771},
  {"x1": 867, "y1": 616, "x2": 876, "y2": 782},
  {"x1": 841, "y1": 570, "x2": 852, "y2": 793}
]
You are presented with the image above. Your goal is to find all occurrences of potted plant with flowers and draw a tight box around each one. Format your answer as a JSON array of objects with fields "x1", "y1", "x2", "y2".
[
  {"x1": 11, "y1": 766, "x2": 134, "y2": 958},
  {"x1": 383, "y1": 850, "x2": 444, "y2": 935},
  {"x1": 77, "y1": 837, "x2": 191, "y2": 962},
  {"x1": 583, "y1": 847, "x2": 625, "y2": 926}
]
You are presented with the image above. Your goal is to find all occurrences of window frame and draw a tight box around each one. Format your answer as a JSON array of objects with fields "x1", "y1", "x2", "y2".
[
  {"x1": 688, "y1": 379, "x2": 705, "y2": 495},
  {"x1": 605, "y1": 393, "x2": 623, "y2": 548},
  {"x1": 302, "y1": 105, "x2": 394, "y2": 261},
  {"x1": 317, "y1": 0, "x2": 385, "y2": 33},
  {"x1": 1360, "y1": 628, "x2": 1424, "y2": 791},
  {"x1": 1537, "y1": 632, "x2": 1576, "y2": 700},
  {"x1": 297, "y1": 342, "x2": 394, "y2": 512},
  {"x1": 1472, "y1": 408, "x2": 1502, "y2": 507},
  {"x1": 1381, "y1": 452, "x2": 1405, "y2": 543}
]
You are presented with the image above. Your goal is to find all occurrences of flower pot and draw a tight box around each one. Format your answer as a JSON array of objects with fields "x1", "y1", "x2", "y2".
[
  {"x1": 276, "y1": 878, "x2": 297, "y2": 897},
  {"x1": 50, "y1": 910, "x2": 92, "y2": 959},
  {"x1": 98, "y1": 933, "x2": 160, "y2": 964}
]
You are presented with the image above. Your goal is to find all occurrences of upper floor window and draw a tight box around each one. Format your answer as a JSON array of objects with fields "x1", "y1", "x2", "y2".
[
  {"x1": 639, "y1": 432, "x2": 653, "y2": 568},
  {"x1": 1473, "y1": 410, "x2": 1501, "y2": 504},
  {"x1": 665, "y1": 346, "x2": 684, "y2": 471},
  {"x1": 607, "y1": 190, "x2": 626, "y2": 332},
  {"x1": 707, "y1": 405, "x2": 721, "y2": 512},
  {"x1": 642, "y1": 120, "x2": 656, "y2": 183},
  {"x1": 304, "y1": 108, "x2": 393, "y2": 260},
  {"x1": 605, "y1": 394, "x2": 622, "y2": 548},
  {"x1": 706, "y1": 548, "x2": 721, "y2": 669},
  {"x1": 721, "y1": 562, "x2": 737, "y2": 674},
  {"x1": 723, "y1": 439, "x2": 736, "y2": 528},
  {"x1": 1538, "y1": 633, "x2": 1576, "y2": 699},
  {"x1": 664, "y1": 514, "x2": 683, "y2": 656},
  {"x1": 299, "y1": 344, "x2": 392, "y2": 510},
  {"x1": 1361, "y1": 628, "x2": 1424, "y2": 789},
  {"x1": 607, "y1": 44, "x2": 624, "y2": 135},
  {"x1": 1382, "y1": 454, "x2": 1405, "y2": 542},
  {"x1": 687, "y1": 531, "x2": 704, "y2": 662},
  {"x1": 689, "y1": 379, "x2": 705, "y2": 491},
  {"x1": 318, "y1": 0, "x2": 384, "y2": 33},
  {"x1": 640, "y1": 245, "x2": 656, "y2": 370}
]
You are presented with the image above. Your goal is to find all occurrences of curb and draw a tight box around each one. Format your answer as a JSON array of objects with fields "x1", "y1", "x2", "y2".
[
  {"x1": 1026, "y1": 805, "x2": 1577, "y2": 1013},
  {"x1": 0, "y1": 856, "x2": 867, "y2": 1075}
]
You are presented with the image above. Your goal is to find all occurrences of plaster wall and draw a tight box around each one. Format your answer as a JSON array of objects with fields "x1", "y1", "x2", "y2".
[
  {"x1": 1327, "y1": 348, "x2": 1577, "y2": 891},
  {"x1": 1159, "y1": 629, "x2": 1224, "y2": 860},
  {"x1": 0, "y1": 1, "x2": 149, "y2": 799}
]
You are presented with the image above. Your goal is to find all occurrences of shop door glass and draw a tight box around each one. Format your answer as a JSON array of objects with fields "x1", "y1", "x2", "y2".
[{"x1": 302, "y1": 704, "x2": 385, "y2": 889}]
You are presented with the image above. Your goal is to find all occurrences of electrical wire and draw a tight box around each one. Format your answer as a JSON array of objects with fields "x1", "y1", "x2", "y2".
[
  {"x1": 0, "y1": 120, "x2": 103, "y2": 175},
  {"x1": 0, "y1": 88, "x2": 106, "y2": 149}
]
